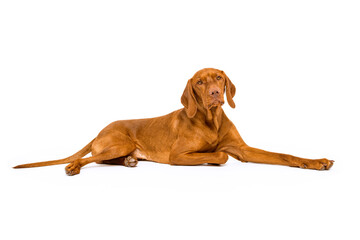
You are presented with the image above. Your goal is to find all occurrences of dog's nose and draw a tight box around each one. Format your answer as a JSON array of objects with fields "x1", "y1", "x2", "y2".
[{"x1": 209, "y1": 88, "x2": 220, "y2": 96}]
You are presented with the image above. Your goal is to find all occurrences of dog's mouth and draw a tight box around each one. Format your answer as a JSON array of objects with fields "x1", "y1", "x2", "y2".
[{"x1": 207, "y1": 100, "x2": 224, "y2": 109}]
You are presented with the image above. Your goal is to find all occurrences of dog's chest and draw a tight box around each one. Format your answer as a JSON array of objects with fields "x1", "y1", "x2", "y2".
[{"x1": 201, "y1": 127, "x2": 220, "y2": 146}]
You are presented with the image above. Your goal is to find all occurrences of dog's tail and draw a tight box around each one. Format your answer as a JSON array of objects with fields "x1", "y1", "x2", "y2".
[{"x1": 13, "y1": 138, "x2": 95, "y2": 169}]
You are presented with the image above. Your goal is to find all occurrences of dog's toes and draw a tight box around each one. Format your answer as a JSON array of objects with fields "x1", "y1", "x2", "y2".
[
  {"x1": 318, "y1": 159, "x2": 334, "y2": 170},
  {"x1": 124, "y1": 156, "x2": 138, "y2": 167},
  {"x1": 65, "y1": 162, "x2": 81, "y2": 176},
  {"x1": 327, "y1": 160, "x2": 335, "y2": 170},
  {"x1": 300, "y1": 159, "x2": 334, "y2": 171}
]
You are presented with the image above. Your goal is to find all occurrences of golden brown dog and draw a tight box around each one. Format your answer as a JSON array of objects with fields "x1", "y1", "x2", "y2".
[{"x1": 14, "y1": 68, "x2": 334, "y2": 175}]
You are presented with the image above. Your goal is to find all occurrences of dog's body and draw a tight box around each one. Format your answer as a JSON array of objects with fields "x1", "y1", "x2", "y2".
[{"x1": 14, "y1": 68, "x2": 334, "y2": 175}]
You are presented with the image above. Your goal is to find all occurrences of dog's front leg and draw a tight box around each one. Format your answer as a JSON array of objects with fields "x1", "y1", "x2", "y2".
[
  {"x1": 169, "y1": 151, "x2": 228, "y2": 166},
  {"x1": 217, "y1": 126, "x2": 334, "y2": 170},
  {"x1": 168, "y1": 134, "x2": 230, "y2": 165}
]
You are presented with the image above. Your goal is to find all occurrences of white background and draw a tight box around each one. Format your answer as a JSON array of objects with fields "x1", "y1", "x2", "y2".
[{"x1": 1, "y1": 0, "x2": 359, "y2": 239}]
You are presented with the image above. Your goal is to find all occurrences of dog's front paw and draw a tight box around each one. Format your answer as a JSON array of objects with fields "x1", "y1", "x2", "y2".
[
  {"x1": 65, "y1": 161, "x2": 81, "y2": 176},
  {"x1": 300, "y1": 158, "x2": 334, "y2": 170}
]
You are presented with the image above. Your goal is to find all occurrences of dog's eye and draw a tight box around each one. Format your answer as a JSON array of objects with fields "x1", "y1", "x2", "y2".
[
  {"x1": 197, "y1": 80, "x2": 203, "y2": 85},
  {"x1": 216, "y1": 76, "x2": 222, "y2": 80}
]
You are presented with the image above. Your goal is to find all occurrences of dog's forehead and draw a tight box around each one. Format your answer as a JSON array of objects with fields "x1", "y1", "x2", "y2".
[{"x1": 194, "y1": 68, "x2": 222, "y2": 79}]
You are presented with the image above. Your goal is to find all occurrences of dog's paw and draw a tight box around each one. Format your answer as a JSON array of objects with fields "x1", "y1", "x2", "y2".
[
  {"x1": 124, "y1": 156, "x2": 138, "y2": 167},
  {"x1": 300, "y1": 158, "x2": 334, "y2": 170},
  {"x1": 65, "y1": 161, "x2": 81, "y2": 176}
]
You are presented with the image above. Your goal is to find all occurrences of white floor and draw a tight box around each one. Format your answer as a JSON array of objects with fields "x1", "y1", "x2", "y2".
[{"x1": 2, "y1": 152, "x2": 358, "y2": 240}]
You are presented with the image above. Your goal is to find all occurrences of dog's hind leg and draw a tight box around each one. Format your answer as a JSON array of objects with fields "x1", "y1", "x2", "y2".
[
  {"x1": 98, "y1": 156, "x2": 138, "y2": 167},
  {"x1": 65, "y1": 133, "x2": 136, "y2": 176}
]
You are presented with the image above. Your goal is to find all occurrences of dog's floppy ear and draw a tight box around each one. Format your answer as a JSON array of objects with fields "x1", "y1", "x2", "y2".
[
  {"x1": 224, "y1": 73, "x2": 236, "y2": 108},
  {"x1": 181, "y1": 79, "x2": 197, "y2": 118}
]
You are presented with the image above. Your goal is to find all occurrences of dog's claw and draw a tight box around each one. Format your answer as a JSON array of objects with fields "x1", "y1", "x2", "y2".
[{"x1": 300, "y1": 163, "x2": 308, "y2": 169}]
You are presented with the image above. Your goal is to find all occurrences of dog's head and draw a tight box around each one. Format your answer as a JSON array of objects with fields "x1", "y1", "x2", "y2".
[{"x1": 181, "y1": 68, "x2": 236, "y2": 118}]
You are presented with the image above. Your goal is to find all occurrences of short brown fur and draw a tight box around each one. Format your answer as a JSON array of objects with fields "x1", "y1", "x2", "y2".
[{"x1": 14, "y1": 68, "x2": 334, "y2": 175}]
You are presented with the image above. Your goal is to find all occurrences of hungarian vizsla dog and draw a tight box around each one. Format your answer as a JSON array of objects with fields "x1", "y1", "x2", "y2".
[{"x1": 14, "y1": 68, "x2": 334, "y2": 175}]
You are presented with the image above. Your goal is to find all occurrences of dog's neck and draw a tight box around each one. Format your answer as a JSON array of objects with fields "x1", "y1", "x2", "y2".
[{"x1": 196, "y1": 106, "x2": 223, "y2": 130}]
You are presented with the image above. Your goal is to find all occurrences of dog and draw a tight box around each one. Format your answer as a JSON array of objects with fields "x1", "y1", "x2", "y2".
[{"x1": 14, "y1": 68, "x2": 334, "y2": 175}]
